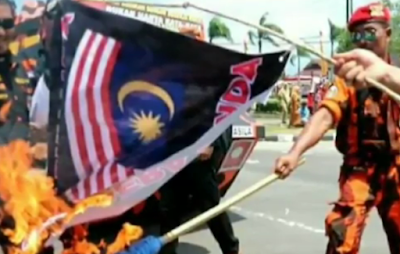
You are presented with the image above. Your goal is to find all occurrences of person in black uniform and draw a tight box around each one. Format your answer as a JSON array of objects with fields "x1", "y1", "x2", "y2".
[
  {"x1": 159, "y1": 128, "x2": 240, "y2": 254},
  {"x1": 0, "y1": 0, "x2": 34, "y2": 146}
]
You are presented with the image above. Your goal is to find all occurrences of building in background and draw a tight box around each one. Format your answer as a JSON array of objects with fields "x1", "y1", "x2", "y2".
[
  {"x1": 79, "y1": 0, "x2": 205, "y2": 39},
  {"x1": 282, "y1": 59, "x2": 322, "y2": 96}
]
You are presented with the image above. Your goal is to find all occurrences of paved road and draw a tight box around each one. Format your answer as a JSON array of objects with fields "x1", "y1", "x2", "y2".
[
  {"x1": 8, "y1": 142, "x2": 388, "y2": 254},
  {"x1": 178, "y1": 142, "x2": 390, "y2": 254}
]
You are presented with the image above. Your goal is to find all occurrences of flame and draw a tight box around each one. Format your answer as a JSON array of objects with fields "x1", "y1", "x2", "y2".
[
  {"x1": 62, "y1": 225, "x2": 101, "y2": 254},
  {"x1": 0, "y1": 140, "x2": 72, "y2": 254},
  {"x1": 0, "y1": 140, "x2": 143, "y2": 254},
  {"x1": 106, "y1": 223, "x2": 143, "y2": 254},
  {"x1": 63, "y1": 193, "x2": 113, "y2": 224},
  {"x1": 62, "y1": 223, "x2": 143, "y2": 254}
]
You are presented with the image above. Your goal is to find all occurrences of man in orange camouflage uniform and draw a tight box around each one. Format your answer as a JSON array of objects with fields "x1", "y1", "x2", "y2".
[
  {"x1": 274, "y1": 3, "x2": 400, "y2": 254},
  {"x1": 0, "y1": 0, "x2": 35, "y2": 146}
]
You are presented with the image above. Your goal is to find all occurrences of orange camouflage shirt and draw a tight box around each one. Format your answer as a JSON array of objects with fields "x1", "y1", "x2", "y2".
[{"x1": 319, "y1": 77, "x2": 400, "y2": 164}]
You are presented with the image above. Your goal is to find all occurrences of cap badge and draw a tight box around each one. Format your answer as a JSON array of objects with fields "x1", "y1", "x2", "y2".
[{"x1": 370, "y1": 5, "x2": 385, "y2": 17}]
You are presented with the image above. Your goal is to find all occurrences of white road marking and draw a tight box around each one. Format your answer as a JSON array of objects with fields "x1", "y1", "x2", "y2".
[
  {"x1": 253, "y1": 141, "x2": 338, "y2": 155},
  {"x1": 230, "y1": 206, "x2": 324, "y2": 234},
  {"x1": 245, "y1": 159, "x2": 259, "y2": 164}
]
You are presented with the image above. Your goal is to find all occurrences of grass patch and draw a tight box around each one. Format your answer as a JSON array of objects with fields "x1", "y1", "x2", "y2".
[{"x1": 252, "y1": 113, "x2": 280, "y2": 119}]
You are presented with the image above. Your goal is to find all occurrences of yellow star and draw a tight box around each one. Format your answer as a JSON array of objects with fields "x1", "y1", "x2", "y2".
[{"x1": 129, "y1": 110, "x2": 165, "y2": 143}]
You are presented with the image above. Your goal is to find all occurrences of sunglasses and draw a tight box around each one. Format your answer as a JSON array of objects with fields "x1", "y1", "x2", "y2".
[
  {"x1": 0, "y1": 18, "x2": 14, "y2": 30},
  {"x1": 351, "y1": 30, "x2": 377, "y2": 43}
]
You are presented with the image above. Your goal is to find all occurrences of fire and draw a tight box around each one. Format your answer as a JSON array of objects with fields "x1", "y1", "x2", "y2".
[
  {"x1": 0, "y1": 141, "x2": 143, "y2": 254},
  {"x1": 63, "y1": 193, "x2": 114, "y2": 224},
  {"x1": 0, "y1": 140, "x2": 72, "y2": 253},
  {"x1": 62, "y1": 223, "x2": 143, "y2": 254},
  {"x1": 106, "y1": 223, "x2": 143, "y2": 254}
]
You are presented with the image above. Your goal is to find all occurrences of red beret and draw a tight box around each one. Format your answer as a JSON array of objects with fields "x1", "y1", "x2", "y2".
[{"x1": 348, "y1": 2, "x2": 391, "y2": 31}]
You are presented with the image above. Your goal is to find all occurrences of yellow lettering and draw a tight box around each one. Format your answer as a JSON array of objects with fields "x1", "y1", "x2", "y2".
[
  {"x1": 120, "y1": 2, "x2": 145, "y2": 11},
  {"x1": 166, "y1": 11, "x2": 202, "y2": 24},
  {"x1": 146, "y1": 6, "x2": 166, "y2": 16},
  {"x1": 108, "y1": 2, "x2": 120, "y2": 7},
  {"x1": 167, "y1": 11, "x2": 187, "y2": 21},
  {"x1": 188, "y1": 15, "x2": 202, "y2": 23}
]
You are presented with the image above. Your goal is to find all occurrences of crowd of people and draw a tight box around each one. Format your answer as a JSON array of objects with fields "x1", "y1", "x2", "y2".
[
  {"x1": 0, "y1": 1, "x2": 242, "y2": 254},
  {"x1": 274, "y1": 2, "x2": 400, "y2": 254},
  {"x1": 0, "y1": 0, "x2": 400, "y2": 253},
  {"x1": 274, "y1": 80, "x2": 330, "y2": 127}
]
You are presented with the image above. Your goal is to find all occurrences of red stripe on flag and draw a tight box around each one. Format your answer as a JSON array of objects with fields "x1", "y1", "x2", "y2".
[
  {"x1": 67, "y1": 31, "x2": 129, "y2": 200},
  {"x1": 86, "y1": 36, "x2": 108, "y2": 192},
  {"x1": 72, "y1": 32, "x2": 96, "y2": 177},
  {"x1": 102, "y1": 41, "x2": 122, "y2": 157}
]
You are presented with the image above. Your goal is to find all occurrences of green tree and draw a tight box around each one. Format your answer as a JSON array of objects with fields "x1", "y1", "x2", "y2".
[
  {"x1": 208, "y1": 17, "x2": 232, "y2": 43},
  {"x1": 383, "y1": 0, "x2": 400, "y2": 55},
  {"x1": 246, "y1": 12, "x2": 310, "y2": 77},
  {"x1": 330, "y1": 1, "x2": 400, "y2": 55},
  {"x1": 329, "y1": 19, "x2": 353, "y2": 53},
  {"x1": 290, "y1": 47, "x2": 311, "y2": 80},
  {"x1": 335, "y1": 28, "x2": 353, "y2": 53},
  {"x1": 247, "y1": 12, "x2": 284, "y2": 53}
]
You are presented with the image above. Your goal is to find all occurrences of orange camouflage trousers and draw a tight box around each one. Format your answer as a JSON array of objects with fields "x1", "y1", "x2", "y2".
[{"x1": 325, "y1": 164, "x2": 400, "y2": 254}]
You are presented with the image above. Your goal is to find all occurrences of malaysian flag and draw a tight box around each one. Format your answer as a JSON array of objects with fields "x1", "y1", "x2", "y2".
[
  {"x1": 46, "y1": 0, "x2": 289, "y2": 225},
  {"x1": 64, "y1": 30, "x2": 130, "y2": 201}
]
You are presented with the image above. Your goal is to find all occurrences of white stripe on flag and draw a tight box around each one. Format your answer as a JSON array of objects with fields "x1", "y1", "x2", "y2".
[
  {"x1": 65, "y1": 30, "x2": 92, "y2": 181},
  {"x1": 65, "y1": 30, "x2": 130, "y2": 201},
  {"x1": 79, "y1": 33, "x2": 103, "y2": 175}
]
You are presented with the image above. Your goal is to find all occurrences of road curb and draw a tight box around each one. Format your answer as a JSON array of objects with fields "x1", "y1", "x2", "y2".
[{"x1": 260, "y1": 133, "x2": 336, "y2": 142}]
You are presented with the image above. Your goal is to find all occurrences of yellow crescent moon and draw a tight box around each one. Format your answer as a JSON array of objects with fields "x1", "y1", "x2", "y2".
[{"x1": 117, "y1": 81, "x2": 175, "y2": 119}]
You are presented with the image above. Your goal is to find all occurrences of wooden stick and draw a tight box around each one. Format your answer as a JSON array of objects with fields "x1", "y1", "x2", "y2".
[
  {"x1": 76, "y1": 1, "x2": 400, "y2": 102},
  {"x1": 75, "y1": 0, "x2": 400, "y2": 102},
  {"x1": 179, "y1": 2, "x2": 400, "y2": 103},
  {"x1": 161, "y1": 158, "x2": 306, "y2": 243}
]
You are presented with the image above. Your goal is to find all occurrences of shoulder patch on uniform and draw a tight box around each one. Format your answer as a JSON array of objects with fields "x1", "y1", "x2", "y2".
[
  {"x1": 325, "y1": 86, "x2": 338, "y2": 98},
  {"x1": 15, "y1": 78, "x2": 29, "y2": 85}
]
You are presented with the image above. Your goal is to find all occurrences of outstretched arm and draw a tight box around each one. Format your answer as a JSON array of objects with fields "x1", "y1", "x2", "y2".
[
  {"x1": 289, "y1": 107, "x2": 333, "y2": 157},
  {"x1": 381, "y1": 65, "x2": 400, "y2": 95},
  {"x1": 289, "y1": 78, "x2": 349, "y2": 157}
]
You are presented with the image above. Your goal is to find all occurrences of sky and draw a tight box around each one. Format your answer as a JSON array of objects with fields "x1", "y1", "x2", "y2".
[
  {"x1": 14, "y1": 0, "x2": 379, "y2": 75},
  {"x1": 146, "y1": 0, "x2": 379, "y2": 75}
]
